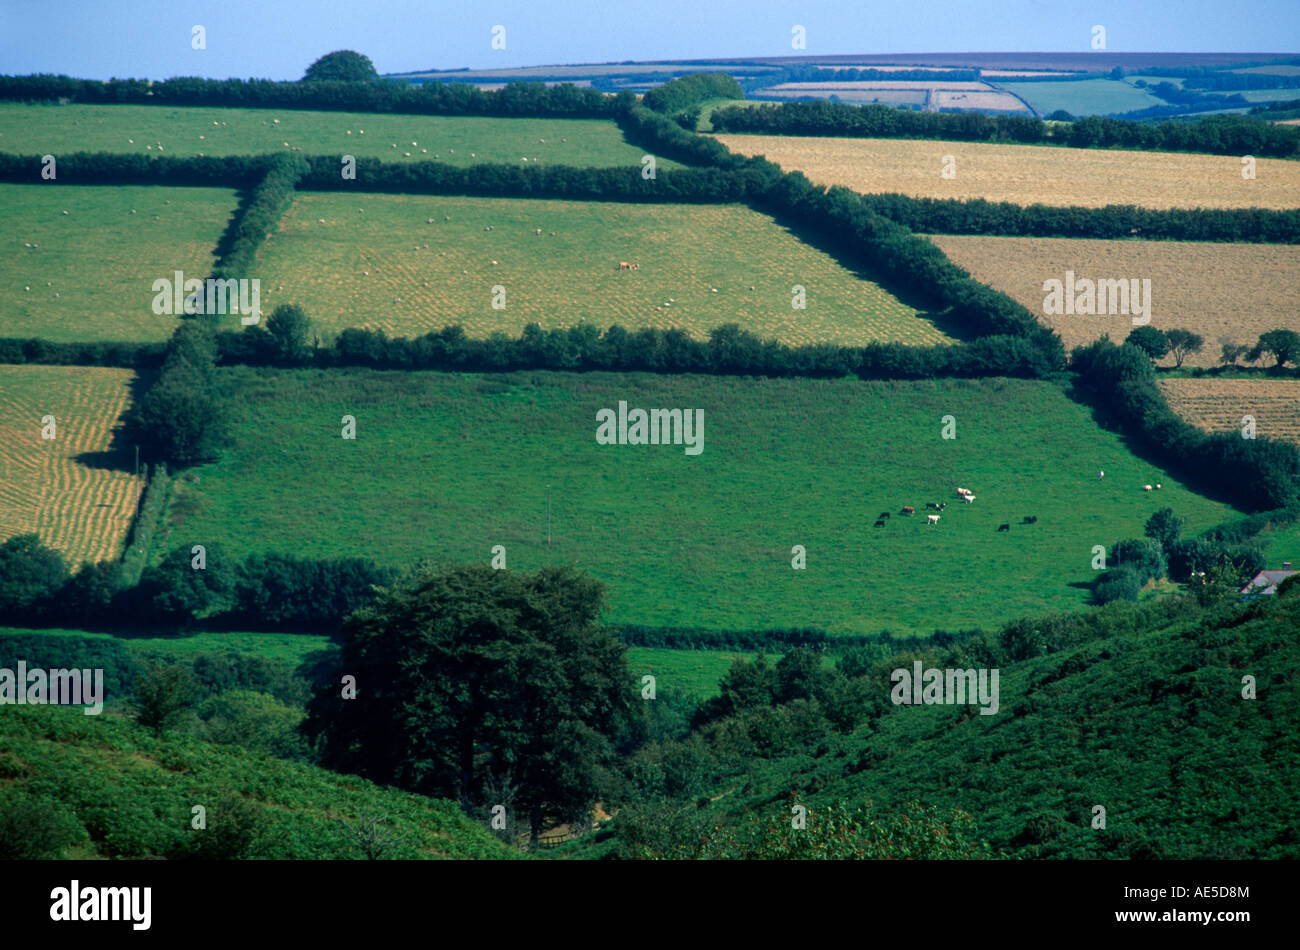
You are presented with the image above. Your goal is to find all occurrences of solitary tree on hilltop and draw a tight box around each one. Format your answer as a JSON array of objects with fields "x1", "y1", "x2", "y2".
[{"x1": 303, "y1": 50, "x2": 378, "y2": 83}]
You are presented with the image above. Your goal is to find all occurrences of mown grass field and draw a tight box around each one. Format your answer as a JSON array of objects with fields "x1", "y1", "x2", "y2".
[
  {"x1": 167, "y1": 367, "x2": 1241, "y2": 637},
  {"x1": 0, "y1": 102, "x2": 671, "y2": 169},
  {"x1": 0, "y1": 365, "x2": 139, "y2": 568},
  {"x1": 926, "y1": 235, "x2": 1300, "y2": 367},
  {"x1": 996, "y1": 78, "x2": 1165, "y2": 115},
  {"x1": 253, "y1": 193, "x2": 950, "y2": 346},
  {"x1": 0, "y1": 704, "x2": 517, "y2": 859},
  {"x1": 0, "y1": 183, "x2": 234, "y2": 342},
  {"x1": 713, "y1": 134, "x2": 1300, "y2": 210}
]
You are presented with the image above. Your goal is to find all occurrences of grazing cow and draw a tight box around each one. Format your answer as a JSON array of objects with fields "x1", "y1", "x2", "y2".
[
  {"x1": 927, "y1": 514, "x2": 940, "y2": 525},
  {"x1": 1143, "y1": 484, "x2": 1153, "y2": 492},
  {"x1": 956, "y1": 487, "x2": 970, "y2": 496},
  {"x1": 619, "y1": 261, "x2": 632, "y2": 270},
  {"x1": 997, "y1": 523, "x2": 1010, "y2": 532},
  {"x1": 964, "y1": 494, "x2": 976, "y2": 503},
  {"x1": 878, "y1": 511, "x2": 890, "y2": 520},
  {"x1": 1155, "y1": 483, "x2": 1162, "y2": 490},
  {"x1": 901, "y1": 506, "x2": 915, "y2": 515},
  {"x1": 874, "y1": 519, "x2": 886, "y2": 528},
  {"x1": 939, "y1": 502, "x2": 948, "y2": 510},
  {"x1": 1024, "y1": 516, "x2": 1038, "y2": 524},
  {"x1": 926, "y1": 502, "x2": 941, "y2": 510}
]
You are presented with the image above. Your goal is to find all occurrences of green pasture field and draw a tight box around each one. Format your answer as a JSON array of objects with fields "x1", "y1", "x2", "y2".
[
  {"x1": 624, "y1": 647, "x2": 756, "y2": 698},
  {"x1": 252, "y1": 193, "x2": 949, "y2": 347},
  {"x1": 168, "y1": 367, "x2": 1241, "y2": 637},
  {"x1": 0, "y1": 182, "x2": 234, "y2": 342},
  {"x1": 0, "y1": 102, "x2": 673, "y2": 168},
  {"x1": 997, "y1": 79, "x2": 1165, "y2": 116}
]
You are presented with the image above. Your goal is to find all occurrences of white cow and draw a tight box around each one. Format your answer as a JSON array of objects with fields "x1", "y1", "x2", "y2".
[
  {"x1": 1143, "y1": 484, "x2": 1153, "y2": 492},
  {"x1": 957, "y1": 487, "x2": 970, "y2": 496},
  {"x1": 964, "y1": 494, "x2": 976, "y2": 503},
  {"x1": 927, "y1": 514, "x2": 940, "y2": 525}
]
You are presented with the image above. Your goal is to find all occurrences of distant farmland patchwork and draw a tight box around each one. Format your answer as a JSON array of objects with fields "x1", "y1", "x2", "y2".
[
  {"x1": 0, "y1": 365, "x2": 139, "y2": 568},
  {"x1": 0, "y1": 103, "x2": 673, "y2": 169},
  {"x1": 712, "y1": 134, "x2": 1300, "y2": 210},
  {"x1": 0, "y1": 183, "x2": 235, "y2": 342},
  {"x1": 169, "y1": 368, "x2": 1241, "y2": 637},
  {"x1": 253, "y1": 193, "x2": 950, "y2": 346},
  {"x1": 926, "y1": 235, "x2": 1300, "y2": 366}
]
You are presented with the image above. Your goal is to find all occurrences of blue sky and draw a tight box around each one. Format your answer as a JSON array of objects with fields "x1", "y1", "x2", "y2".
[{"x1": 0, "y1": 0, "x2": 1296, "y2": 80}]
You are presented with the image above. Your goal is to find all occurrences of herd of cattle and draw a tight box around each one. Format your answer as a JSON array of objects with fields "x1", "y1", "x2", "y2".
[{"x1": 873, "y1": 486, "x2": 1039, "y2": 532}]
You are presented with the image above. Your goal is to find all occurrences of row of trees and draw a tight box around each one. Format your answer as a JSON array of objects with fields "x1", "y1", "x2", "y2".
[
  {"x1": 1070, "y1": 337, "x2": 1300, "y2": 512},
  {"x1": 757, "y1": 172, "x2": 1065, "y2": 365},
  {"x1": 641, "y1": 72, "x2": 743, "y2": 115},
  {"x1": 0, "y1": 73, "x2": 615, "y2": 117},
  {"x1": 0, "y1": 533, "x2": 392, "y2": 631},
  {"x1": 216, "y1": 152, "x2": 307, "y2": 279},
  {"x1": 300, "y1": 153, "x2": 765, "y2": 200},
  {"x1": 709, "y1": 100, "x2": 1300, "y2": 157},
  {"x1": 860, "y1": 192, "x2": 1300, "y2": 244},
  {"x1": 1127, "y1": 326, "x2": 1300, "y2": 369}
]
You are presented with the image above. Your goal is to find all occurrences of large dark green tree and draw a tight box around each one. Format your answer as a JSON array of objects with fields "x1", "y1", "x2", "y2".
[
  {"x1": 302, "y1": 50, "x2": 379, "y2": 83},
  {"x1": 1125, "y1": 326, "x2": 1170, "y2": 362},
  {"x1": 303, "y1": 565, "x2": 632, "y2": 846},
  {"x1": 0, "y1": 534, "x2": 67, "y2": 615},
  {"x1": 1252, "y1": 328, "x2": 1300, "y2": 368}
]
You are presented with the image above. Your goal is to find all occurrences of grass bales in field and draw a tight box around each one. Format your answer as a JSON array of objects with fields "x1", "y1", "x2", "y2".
[
  {"x1": 252, "y1": 193, "x2": 950, "y2": 347},
  {"x1": 712, "y1": 134, "x2": 1300, "y2": 210},
  {"x1": 0, "y1": 365, "x2": 139, "y2": 568},
  {"x1": 0, "y1": 183, "x2": 236, "y2": 342},
  {"x1": 926, "y1": 235, "x2": 1300, "y2": 367},
  {"x1": 169, "y1": 367, "x2": 1239, "y2": 637},
  {"x1": 1158, "y1": 378, "x2": 1300, "y2": 444},
  {"x1": 0, "y1": 103, "x2": 670, "y2": 169}
]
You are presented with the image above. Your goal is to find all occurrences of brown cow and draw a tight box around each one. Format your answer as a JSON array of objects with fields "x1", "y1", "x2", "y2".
[{"x1": 901, "y1": 506, "x2": 915, "y2": 515}]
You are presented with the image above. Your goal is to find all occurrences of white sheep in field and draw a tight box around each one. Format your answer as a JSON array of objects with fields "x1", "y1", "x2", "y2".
[{"x1": 1143, "y1": 484, "x2": 1153, "y2": 492}]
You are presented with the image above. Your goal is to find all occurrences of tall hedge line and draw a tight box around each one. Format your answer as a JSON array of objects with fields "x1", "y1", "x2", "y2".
[
  {"x1": 299, "y1": 154, "x2": 768, "y2": 201},
  {"x1": 710, "y1": 100, "x2": 1300, "y2": 158},
  {"x1": 213, "y1": 151, "x2": 308, "y2": 280},
  {"x1": 859, "y1": 193, "x2": 1300, "y2": 244},
  {"x1": 0, "y1": 151, "x2": 269, "y2": 186},
  {"x1": 755, "y1": 172, "x2": 1065, "y2": 369},
  {"x1": 1070, "y1": 338, "x2": 1300, "y2": 512},
  {"x1": 0, "y1": 74, "x2": 614, "y2": 117}
]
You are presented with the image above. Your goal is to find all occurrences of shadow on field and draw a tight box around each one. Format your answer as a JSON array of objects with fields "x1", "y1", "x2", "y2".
[
  {"x1": 212, "y1": 187, "x2": 255, "y2": 268},
  {"x1": 72, "y1": 372, "x2": 155, "y2": 475},
  {"x1": 1063, "y1": 376, "x2": 1246, "y2": 514},
  {"x1": 760, "y1": 207, "x2": 974, "y2": 342}
]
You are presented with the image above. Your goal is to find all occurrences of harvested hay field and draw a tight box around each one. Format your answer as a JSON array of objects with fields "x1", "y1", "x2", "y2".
[
  {"x1": 0, "y1": 365, "x2": 139, "y2": 567},
  {"x1": 926, "y1": 235, "x2": 1300, "y2": 367},
  {"x1": 712, "y1": 134, "x2": 1300, "y2": 210},
  {"x1": 1158, "y1": 378, "x2": 1300, "y2": 445},
  {"x1": 253, "y1": 192, "x2": 952, "y2": 347}
]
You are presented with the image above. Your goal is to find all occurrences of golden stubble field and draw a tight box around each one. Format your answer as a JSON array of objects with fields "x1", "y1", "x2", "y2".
[
  {"x1": 1158, "y1": 378, "x2": 1300, "y2": 445},
  {"x1": 0, "y1": 365, "x2": 139, "y2": 567},
  {"x1": 712, "y1": 134, "x2": 1300, "y2": 210},
  {"x1": 926, "y1": 235, "x2": 1300, "y2": 366},
  {"x1": 253, "y1": 193, "x2": 954, "y2": 347}
]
